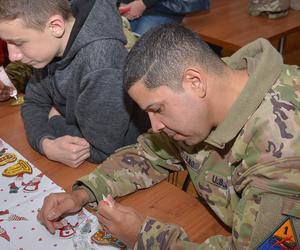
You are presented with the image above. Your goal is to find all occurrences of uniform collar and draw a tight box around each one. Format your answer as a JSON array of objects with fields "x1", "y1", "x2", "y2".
[{"x1": 205, "y1": 38, "x2": 284, "y2": 149}]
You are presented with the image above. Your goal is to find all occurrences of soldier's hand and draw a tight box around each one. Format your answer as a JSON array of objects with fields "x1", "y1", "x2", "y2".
[
  {"x1": 96, "y1": 195, "x2": 146, "y2": 249},
  {"x1": 0, "y1": 80, "x2": 14, "y2": 101},
  {"x1": 42, "y1": 135, "x2": 90, "y2": 167},
  {"x1": 37, "y1": 189, "x2": 90, "y2": 234}
]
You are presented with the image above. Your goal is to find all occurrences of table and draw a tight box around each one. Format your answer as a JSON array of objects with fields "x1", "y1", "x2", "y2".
[
  {"x1": 183, "y1": 0, "x2": 300, "y2": 53},
  {"x1": 0, "y1": 100, "x2": 230, "y2": 243}
]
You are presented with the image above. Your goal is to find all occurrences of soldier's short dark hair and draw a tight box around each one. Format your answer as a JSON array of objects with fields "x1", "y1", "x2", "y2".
[
  {"x1": 0, "y1": 0, "x2": 73, "y2": 31},
  {"x1": 124, "y1": 24, "x2": 225, "y2": 91}
]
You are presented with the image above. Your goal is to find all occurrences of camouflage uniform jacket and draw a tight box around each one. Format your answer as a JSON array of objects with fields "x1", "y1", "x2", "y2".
[
  {"x1": 5, "y1": 62, "x2": 32, "y2": 93},
  {"x1": 74, "y1": 38, "x2": 300, "y2": 249}
]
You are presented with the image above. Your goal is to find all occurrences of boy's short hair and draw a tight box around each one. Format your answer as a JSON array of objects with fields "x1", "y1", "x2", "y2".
[{"x1": 0, "y1": 0, "x2": 73, "y2": 30}]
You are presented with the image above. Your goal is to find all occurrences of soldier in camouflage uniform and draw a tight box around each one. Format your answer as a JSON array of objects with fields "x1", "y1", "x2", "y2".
[
  {"x1": 38, "y1": 24, "x2": 300, "y2": 249},
  {"x1": 249, "y1": 0, "x2": 290, "y2": 19}
]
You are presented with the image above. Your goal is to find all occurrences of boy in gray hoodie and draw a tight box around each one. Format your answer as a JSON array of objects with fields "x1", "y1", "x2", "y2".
[{"x1": 0, "y1": 0, "x2": 149, "y2": 167}]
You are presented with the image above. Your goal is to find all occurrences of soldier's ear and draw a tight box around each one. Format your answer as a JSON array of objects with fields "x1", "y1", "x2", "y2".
[{"x1": 182, "y1": 68, "x2": 206, "y2": 98}]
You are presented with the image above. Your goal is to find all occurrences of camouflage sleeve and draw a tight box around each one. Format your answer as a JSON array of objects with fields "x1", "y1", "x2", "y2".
[
  {"x1": 73, "y1": 131, "x2": 184, "y2": 202},
  {"x1": 134, "y1": 217, "x2": 232, "y2": 250},
  {"x1": 122, "y1": 17, "x2": 138, "y2": 50},
  {"x1": 134, "y1": 186, "x2": 300, "y2": 250},
  {"x1": 5, "y1": 62, "x2": 32, "y2": 93}
]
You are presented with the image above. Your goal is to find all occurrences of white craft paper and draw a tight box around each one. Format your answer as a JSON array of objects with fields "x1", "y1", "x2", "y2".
[{"x1": 0, "y1": 138, "x2": 118, "y2": 250}]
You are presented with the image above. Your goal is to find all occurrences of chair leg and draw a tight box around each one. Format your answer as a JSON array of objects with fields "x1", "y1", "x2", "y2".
[
  {"x1": 182, "y1": 174, "x2": 191, "y2": 192},
  {"x1": 168, "y1": 171, "x2": 179, "y2": 186},
  {"x1": 278, "y1": 36, "x2": 286, "y2": 54}
]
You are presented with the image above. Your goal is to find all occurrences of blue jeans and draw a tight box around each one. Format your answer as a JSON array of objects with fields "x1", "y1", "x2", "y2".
[{"x1": 130, "y1": 15, "x2": 180, "y2": 35}]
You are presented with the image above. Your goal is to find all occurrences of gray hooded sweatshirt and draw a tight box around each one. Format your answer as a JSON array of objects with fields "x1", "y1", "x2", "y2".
[{"x1": 21, "y1": 0, "x2": 149, "y2": 163}]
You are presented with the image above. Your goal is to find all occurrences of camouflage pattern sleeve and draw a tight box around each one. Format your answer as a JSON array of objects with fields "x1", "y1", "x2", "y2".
[
  {"x1": 134, "y1": 217, "x2": 232, "y2": 250},
  {"x1": 73, "y1": 131, "x2": 184, "y2": 203},
  {"x1": 5, "y1": 62, "x2": 32, "y2": 93},
  {"x1": 134, "y1": 187, "x2": 300, "y2": 250}
]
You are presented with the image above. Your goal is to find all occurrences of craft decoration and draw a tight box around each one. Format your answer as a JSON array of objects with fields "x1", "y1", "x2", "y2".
[
  {"x1": 7, "y1": 214, "x2": 28, "y2": 221},
  {"x1": 0, "y1": 209, "x2": 28, "y2": 222},
  {"x1": 8, "y1": 182, "x2": 19, "y2": 193},
  {"x1": 0, "y1": 211, "x2": 28, "y2": 244},
  {"x1": 0, "y1": 138, "x2": 106, "y2": 249},
  {"x1": 23, "y1": 173, "x2": 43, "y2": 193},
  {"x1": 0, "y1": 226, "x2": 10, "y2": 242},
  {"x1": 59, "y1": 220, "x2": 76, "y2": 239},
  {"x1": 91, "y1": 229, "x2": 127, "y2": 249},
  {"x1": 0, "y1": 139, "x2": 6, "y2": 155},
  {"x1": 0, "y1": 210, "x2": 9, "y2": 216},
  {"x1": 10, "y1": 96, "x2": 24, "y2": 106},
  {"x1": 2, "y1": 159, "x2": 32, "y2": 177},
  {"x1": 0, "y1": 153, "x2": 17, "y2": 166}
]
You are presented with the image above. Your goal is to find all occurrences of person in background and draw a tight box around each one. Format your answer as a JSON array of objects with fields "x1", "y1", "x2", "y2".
[
  {"x1": 118, "y1": 0, "x2": 187, "y2": 35},
  {"x1": 38, "y1": 24, "x2": 300, "y2": 249},
  {"x1": 0, "y1": 0, "x2": 149, "y2": 167},
  {"x1": 117, "y1": 0, "x2": 222, "y2": 55}
]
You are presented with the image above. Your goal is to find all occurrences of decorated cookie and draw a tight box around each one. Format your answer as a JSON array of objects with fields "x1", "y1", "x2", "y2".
[
  {"x1": 2, "y1": 159, "x2": 32, "y2": 177},
  {"x1": 59, "y1": 222, "x2": 76, "y2": 239},
  {"x1": 0, "y1": 153, "x2": 17, "y2": 166},
  {"x1": 91, "y1": 229, "x2": 127, "y2": 249},
  {"x1": 0, "y1": 139, "x2": 7, "y2": 155},
  {"x1": 10, "y1": 96, "x2": 24, "y2": 106}
]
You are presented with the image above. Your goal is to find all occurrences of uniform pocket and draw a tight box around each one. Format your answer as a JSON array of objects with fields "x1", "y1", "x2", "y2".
[{"x1": 281, "y1": 197, "x2": 300, "y2": 219}]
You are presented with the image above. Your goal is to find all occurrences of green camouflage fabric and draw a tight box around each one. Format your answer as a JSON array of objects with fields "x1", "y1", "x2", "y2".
[
  {"x1": 5, "y1": 62, "x2": 32, "y2": 93},
  {"x1": 290, "y1": 0, "x2": 300, "y2": 10},
  {"x1": 249, "y1": 0, "x2": 290, "y2": 19},
  {"x1": 122, "y1": 16, "x2": 139, "y2": 50},
  {"x1": 74, "y1": 38, "x2": 300, "y2": 249}
]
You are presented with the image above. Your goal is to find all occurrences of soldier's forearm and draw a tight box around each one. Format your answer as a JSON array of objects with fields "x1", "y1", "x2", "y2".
[{"x1": 135, "y1": 217, "x2": 233, "y2": 250}]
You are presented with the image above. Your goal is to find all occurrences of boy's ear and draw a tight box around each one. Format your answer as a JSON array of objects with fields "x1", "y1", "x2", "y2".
[
  {"x1": 47, "y1": 15, "x2": 65, "y2": 38},
  {"x1": 182, "y1": 67, "x2": 206, "y2": 98}
]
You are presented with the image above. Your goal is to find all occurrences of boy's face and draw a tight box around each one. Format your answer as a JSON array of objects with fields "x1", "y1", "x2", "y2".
[{"x1": 0, "y1": 18, "x2": 61, "y2": 69}]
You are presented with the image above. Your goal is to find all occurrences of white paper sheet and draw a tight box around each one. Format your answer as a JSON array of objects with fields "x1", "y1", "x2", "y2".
[{"x1": 0, "y1": 138, "x2": 118, "y2": 250}]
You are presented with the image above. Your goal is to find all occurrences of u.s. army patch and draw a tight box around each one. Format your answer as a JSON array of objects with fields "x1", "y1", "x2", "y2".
[
  {"x1": 257, "y1": 216, "x2": 299, "y2": 249},
  {"x1": 206, "y1": 173, "x2": 228, "y2": 190},
  {"x1": 180, "y1": 152, "x2": 201, "y2": 171}
]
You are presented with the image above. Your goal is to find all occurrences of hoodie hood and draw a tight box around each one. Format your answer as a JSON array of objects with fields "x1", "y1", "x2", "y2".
[{"x1": 52, "y1": 0, "x2": 126, "y2": 70}]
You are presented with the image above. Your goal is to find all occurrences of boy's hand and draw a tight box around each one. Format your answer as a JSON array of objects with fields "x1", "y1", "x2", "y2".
[
  {"x1": 37, "y1": 189, "x2": 90, "y2": 234},
  {"x1": 42, "y1": 135, "x2": 90, "y2": 167},
  {"x1": 123, "y1": 0, "x2": 146, "y2": 20},
  {"x1": 0, "y1": 80, "x2": 14, "y2": 101},
  {"x1": 96, "y1": 195, "x2": 145, "y2": 249},
  {"x1": 119, "y1": 5, "x2": 131, "y2": 15}
]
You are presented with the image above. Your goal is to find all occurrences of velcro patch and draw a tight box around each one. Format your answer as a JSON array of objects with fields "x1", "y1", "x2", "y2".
[
  {"x1": 181, "y1": 152, "x2": 201, "y2": 171},
  {"x1": 206, "y1": 173, "x2": 228, "y2": 190},
  {"x1": 257, "y1": 216, "x2": 299, "y2": 249}
]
